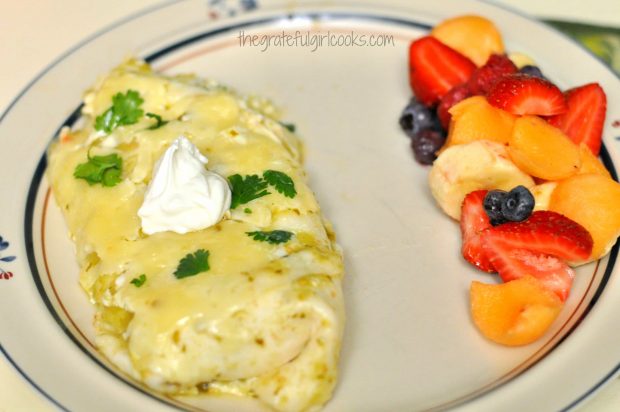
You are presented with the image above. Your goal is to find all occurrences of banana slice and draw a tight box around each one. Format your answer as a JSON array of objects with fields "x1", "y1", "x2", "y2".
[
  {"x1": 429, "y1": 140, "x2": 535, "y2": 220},
  {"x1": 531, "y1": 182, "x2": 557, "y2": 211},
  {"x1": 508, "y1": 52, "x2": 536, "y2": 69}
]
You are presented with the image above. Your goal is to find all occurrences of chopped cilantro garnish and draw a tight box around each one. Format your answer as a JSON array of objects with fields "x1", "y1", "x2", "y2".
[
  {"x1": 94, "y1": 90, "x2": 144, "y2": 133},
  {"x1": 247, "y1": 230, "x2": 293, "y2": 244},
  {"x1": 73, "y1": 153, "x2": 123, "y2": 187},
  {"x1": 244, "y1": 208, "x2": 252, "y2": 214},
  {"x1": 174, "y1": 249, "x2": 210, "y2": 279},
  {"x1": 130, "y1": 274, "x2": 147, "y2": 287},
  {"x1": 146, "y1": 112, "x2": 168, "y2": 130},
  {"x1": 263, "y1": 170, "x2": 297, "y2": 198},
  {"x1": 229, "y1": 174, "x2": 270, "y2": 209},
  {"x1": 228, "y1": 170, "x2": 296, "y2": 208},
  {"x1": 281, "y1": 122, "x2": 296, "y2": 133}
]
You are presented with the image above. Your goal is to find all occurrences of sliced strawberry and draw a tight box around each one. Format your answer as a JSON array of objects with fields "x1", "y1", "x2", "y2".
[
  {"x1": 460, "y1": 190, "x2": 495, "y2": 272},
  {"x1": 483, "y1": 238, "x2": 575, "y2": 301},
  {"x1": 409, "y1": 36, "x2": 476, "y2": 106},
  {"x1": 486, "y1": 74, "x2": 567, "y2": 116},
  {"x1": 437, "y1": 83, "x2": 471, "y2": 130},
  {"x1": 409, "y1": 70, "x2": 437, "y2": 107},
  {"x1": 468, "y1": 54, "x2": 518, "y2": 95},
  {"x1": 548, "y1": 83, "x2": 607, "y2": 156},
  {"x1": 484, "y1": 211, "x2": 593, "y2": 263}
]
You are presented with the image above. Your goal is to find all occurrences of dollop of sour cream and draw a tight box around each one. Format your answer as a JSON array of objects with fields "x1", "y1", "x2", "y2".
[{"x1": 138, "y1": 136, "x2": 231, "y2": 235}]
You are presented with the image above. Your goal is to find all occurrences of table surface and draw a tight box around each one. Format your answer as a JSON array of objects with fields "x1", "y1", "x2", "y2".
[{"x1": 1, "y1": 0, "x2": 619, "y2": 411}]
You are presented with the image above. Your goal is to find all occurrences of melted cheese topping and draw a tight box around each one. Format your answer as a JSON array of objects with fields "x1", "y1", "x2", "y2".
[{"x1": 47, "y1": 60, "x2": 344, "y2": 412}]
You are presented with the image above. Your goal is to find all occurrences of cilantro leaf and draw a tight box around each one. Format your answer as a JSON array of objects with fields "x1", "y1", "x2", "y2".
[
  {"x1": 94, "y1": 90, "x2": 144, "y2": 134},
  {"x1": 263, "y1": 170, "x2": 297, "y2": 198},
  {"x1": 130, "y1": 274, "x2": 147, "y2": 287},
  {"x1": 146, "y1": 112, "x2": 168, "y2": 130},
  {"x1": 243, "y1": 208, "x2": 252, "y2": 214},
  {"x1": 247, "y1": 230, "x2": 294, "y2": 244},
  {"x1": 94, "y1": 108, "x2": 115, "y2": 132},
  {"x1": 281, "y1": 122, "x2": 296, "y2": 133},
  {"x1": 74, "y1": 153, "x2": 123, "y2": 187},
  {"x1": 174, "y1": 249, "x2": 210, "y2": 279},
  {"x1": 229, "y1": 174, "x2": 270, "y2": 209},
  {"x1": 102, "y1": 167, "x2": 121, "y2": 187}
]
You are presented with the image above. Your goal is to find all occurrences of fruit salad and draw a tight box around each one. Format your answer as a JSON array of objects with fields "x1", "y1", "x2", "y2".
[{"x1": 400, "y1": 15, "x2": 620, "y2": 346}]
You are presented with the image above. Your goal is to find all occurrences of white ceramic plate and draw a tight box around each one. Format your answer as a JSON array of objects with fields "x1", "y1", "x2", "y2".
[{"x1": 1, "y1": 0, "x2": 619, "y2": 411}]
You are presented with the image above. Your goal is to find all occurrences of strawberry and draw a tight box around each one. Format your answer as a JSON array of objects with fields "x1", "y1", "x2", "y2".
[
  {"x1": 468, "y1": 54, "x2": 518, "y2": 95},
  {"x1": 480, "y1": 210, "x2": 593, "y2": 300},
  {"x1": 437, "y1": 83, "x2": 471, "y2": 130},
  {"x1": 548, "y1": 83, "x2": 607, "y2": 156},
  {"x1": 409, "y1": 36, "x2": 476, "y2": 106},
  {"x1": 486, "y1": 74, "x2": 567, "y2": 116},
  {"x1": 483, "y1": 239, "x2": 575, "y2": 301},
  {"x1": 484, "y1": 211, "x2": 593, "y2": 263},
  {"x1": 460, "y1": 190, "x2": 495, "y2": 272}
]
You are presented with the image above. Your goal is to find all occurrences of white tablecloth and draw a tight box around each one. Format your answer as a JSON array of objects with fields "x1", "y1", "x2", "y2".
[{"x1": 0, "y1": 1, "x2": 619, "y2": 410}]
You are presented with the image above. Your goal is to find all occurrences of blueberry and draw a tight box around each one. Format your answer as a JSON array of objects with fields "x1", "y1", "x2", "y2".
[
  {"x1": 410, "y1": 129, "x2": 445, "y2": 165},
  {"x1": 501, "y1": 186, "x2": 535, "y2": 222},
  {"x1": 520, "y1": 65, "x2": 545, "y2": 80},
  {"x1": 484, "y1": 190, "x2": 508, "y2": 226},
  {"x1": 399, "y1": 98, "x2": 437, "y2": 138}
]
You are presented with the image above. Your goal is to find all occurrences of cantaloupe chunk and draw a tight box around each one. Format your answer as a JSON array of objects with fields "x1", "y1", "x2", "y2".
[
  {"x1": 431, "y1": 15, "x2": 504, "y2": 66},
  {"x1": 549, "y1": 173, "x2": 620, "y2": 260},
  {"x1": 442, "y1": 96, "x2": 516, "y2": 152},
  {"x1": 470, "y1": 276, "x2": 563, "y2": 346},
  {"x1": 508, "y1": 115, "x2": 580, "y2": 180},
  {"x1": 577, "y1": 144, "x2": 610, "y2": 178}
]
